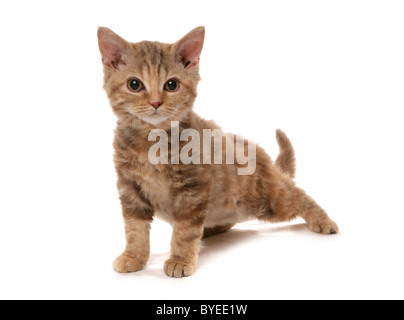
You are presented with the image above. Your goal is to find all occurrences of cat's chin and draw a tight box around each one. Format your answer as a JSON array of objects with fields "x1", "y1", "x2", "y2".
[{"x1": 139, "y1": 114, "x2": 168, "y2": 126}]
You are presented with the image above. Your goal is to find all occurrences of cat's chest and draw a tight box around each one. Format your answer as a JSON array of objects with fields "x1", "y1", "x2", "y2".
[
  {"x1": 140, "y1": 165, "x2": 172, "y2": 211},
  {"x1": 117, "y1": 140, "x2": 173, "y2": 209}
]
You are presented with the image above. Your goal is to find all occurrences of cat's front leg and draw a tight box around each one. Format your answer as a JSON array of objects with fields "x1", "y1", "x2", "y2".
[
  {"x1": 113, "y1": 178, "x2": 154, "y2": 273},
  {"x1": 114, "y1": 216, "x2": 152, "y2": 273},
  {"x1": 164, "y1": 215, "x2": 205, "y2": 278}
]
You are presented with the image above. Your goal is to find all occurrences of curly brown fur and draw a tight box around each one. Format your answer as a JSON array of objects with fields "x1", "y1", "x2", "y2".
[{"x1": 98, "y1": 26, "x2": 339, "y2": 278}]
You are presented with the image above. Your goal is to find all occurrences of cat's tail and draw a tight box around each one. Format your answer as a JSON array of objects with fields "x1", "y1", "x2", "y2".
[{"x1": 275, "y1": 129, "x2": 296, "y2": 178}]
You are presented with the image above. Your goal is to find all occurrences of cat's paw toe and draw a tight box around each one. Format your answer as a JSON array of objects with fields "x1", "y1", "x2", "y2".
[
  {"x1": 113, "y1": 255, "x2": 144, "y2": 273},
  {"x1": 164, "y1": 259, "x2": 195, "y2": 278},
  {"x1": 308, "y1": 218, "x2": 339, "y2": 235}
]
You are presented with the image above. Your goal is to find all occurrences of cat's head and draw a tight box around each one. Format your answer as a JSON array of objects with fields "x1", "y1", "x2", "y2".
[{"x1": 97, "y1": 27, "x2": 205, "y2": 127}]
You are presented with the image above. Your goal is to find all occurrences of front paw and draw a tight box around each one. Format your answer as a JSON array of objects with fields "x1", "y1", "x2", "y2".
[
  {"x1": 113, "y1": 254, "x2": 144, "y2": 273},
  {"x1": 164, "y1": 259, "x2": 195, "y2": 278}
]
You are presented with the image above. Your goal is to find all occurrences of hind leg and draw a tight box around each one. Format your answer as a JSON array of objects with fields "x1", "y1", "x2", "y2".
[
  {"x1": 293, "y1": 190, "x2": 339, "y2": 234},
  {"x1": 257, "y1": 178, "x2": 338, "y2": 235},
  {"x1": 203, "y1": 224, "x2": 235, "y2": 238},
  {"x1": 300, "y1": 195, "x2": 338, "y2": 234}
]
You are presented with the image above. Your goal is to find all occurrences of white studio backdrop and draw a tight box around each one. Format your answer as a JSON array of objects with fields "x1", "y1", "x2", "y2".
[{"x1": 0, "y1": 0, "x2": 403, "y2": 300}]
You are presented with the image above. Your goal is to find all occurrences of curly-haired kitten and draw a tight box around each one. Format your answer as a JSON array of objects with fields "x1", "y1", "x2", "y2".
[{"x1": 97, "y1": 26, "x2": 339, "y2": 278}]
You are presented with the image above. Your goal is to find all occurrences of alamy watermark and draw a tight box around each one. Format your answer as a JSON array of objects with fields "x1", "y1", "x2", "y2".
[{"x1": 148, "y1": 121, "x2": 256, "y2": 175}]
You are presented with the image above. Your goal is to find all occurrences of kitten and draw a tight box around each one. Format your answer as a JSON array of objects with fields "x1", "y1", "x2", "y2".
[{"x1": 97, "y1": 26, "x2": 339, "y2": 278}]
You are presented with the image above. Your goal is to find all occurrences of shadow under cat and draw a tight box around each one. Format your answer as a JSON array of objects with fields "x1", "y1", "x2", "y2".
[
  {"x1": 116, "y1": 222, "x2": 309, "y2": 278},
  {"x1": 198, "y1": 223, "x2": 308, "y2": 267}
]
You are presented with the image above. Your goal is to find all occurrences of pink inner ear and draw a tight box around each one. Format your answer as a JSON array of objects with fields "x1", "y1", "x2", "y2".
[
  {"x1": 99, "y1": 41, "x2": 123, "y2": 69},
  {"x1": 98, "y1": 28, "x2": 127, "y2": 70},
  {"x1": 180, "y1": 40, "x2": 203, "y2": 67},
  {"x1": 177, "y1": 27, "x2": 205, "y2": 68}
]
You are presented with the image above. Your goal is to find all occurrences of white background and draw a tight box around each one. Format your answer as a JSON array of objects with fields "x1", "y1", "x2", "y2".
[{"x1": 0, "y1": 0, "x2": 403, "y2": 300}]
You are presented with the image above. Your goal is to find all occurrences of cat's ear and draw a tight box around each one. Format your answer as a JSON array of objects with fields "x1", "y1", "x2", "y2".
[
  {"x1": 97, "y1": 27, "x2": 129, "y2": 70},
  {"x1": 174, "y1": 26, "x2": 205, "y2": 70}
]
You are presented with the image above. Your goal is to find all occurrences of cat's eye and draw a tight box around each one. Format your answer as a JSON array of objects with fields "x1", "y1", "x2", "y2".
[
  {"x1": 128, "y1": 78, "x2": 144, "y2": 92},
  {"x1": 164, "y1": 79, "x2": 180, "y2": 92}
]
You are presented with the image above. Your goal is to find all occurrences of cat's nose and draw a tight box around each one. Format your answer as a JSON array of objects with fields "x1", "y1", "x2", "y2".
[{"x1": 150, "y1": 101, "x2": 163, "y2": 109}]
